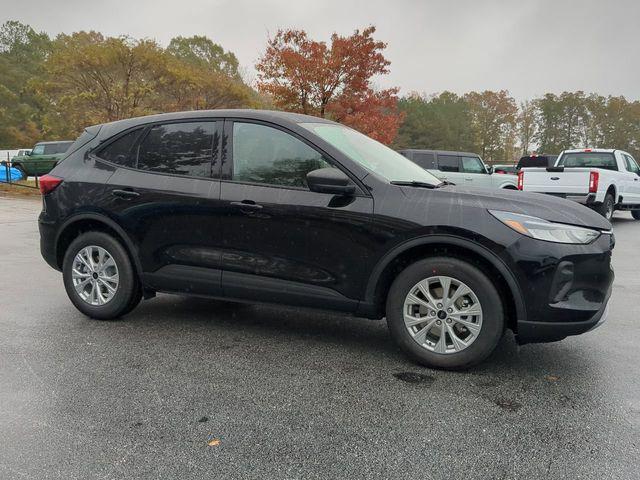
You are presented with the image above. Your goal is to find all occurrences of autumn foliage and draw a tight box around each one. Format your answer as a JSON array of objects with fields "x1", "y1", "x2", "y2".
[{"x1": 256, "y1": 27, "x2": 403, "y2": 144}]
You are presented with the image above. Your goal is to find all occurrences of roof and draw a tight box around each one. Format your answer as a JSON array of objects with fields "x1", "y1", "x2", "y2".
[
  {"x1": 34, "y1": 140, "x2": 74, "y2": 145},
  {"x1": 398, "y1": 148, "x2": 480, "y2": 157},
  {"x1": 562, "y1": 148, "x2": 616, "y2": 153},
  {"x1": 93, "y1": 109, "x2": 336, "y2": 142}
]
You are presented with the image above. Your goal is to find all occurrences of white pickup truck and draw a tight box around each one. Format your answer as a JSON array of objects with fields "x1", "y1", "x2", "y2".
[{"x1": 518, "y1": 148, "x2": 640, "y2": 220}]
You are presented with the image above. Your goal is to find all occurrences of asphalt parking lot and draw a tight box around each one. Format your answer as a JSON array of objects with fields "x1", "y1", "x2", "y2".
[{"x1": 1, "y1": 195, "x2": 639, "y2": 479}]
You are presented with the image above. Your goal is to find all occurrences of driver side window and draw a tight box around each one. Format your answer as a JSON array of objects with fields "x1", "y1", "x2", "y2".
[
  {"x1": 232, "y1": 122, "x2": 332, "y2": 188},
  {"x1": 31, "y1": 145, "x2": 44, "y2": 155},
  {"x1": 624, "y1": 154, "x2": 640, "y2": 174},
  {"x1": 461, "y1": 156, "x2": 486, "y2": 174}
]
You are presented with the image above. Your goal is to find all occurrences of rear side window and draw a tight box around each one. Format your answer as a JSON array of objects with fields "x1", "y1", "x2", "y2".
[
  {"x1": 43, "y1": 142, "x2": 73, "y2": 154},
  {"x1": 438, "y1": 155, "x2": 460, "y2": 172},
  {"x1": 412, "y1": 152, "x2": 437, "y2": 169},
  {"x1": 461, "y1": 156, "x2": 485, "y2": 173},
  {"x1": 232, "y1": 122, "x2": 331, "y2": 188},
  {"x1": 138, "y1": 122, "x2": 216, "y2": 177},
  {"x1": 98, "y1": 129, "x2": 144, "y2": 168},
  {"x1": 558, "y1": 152, "x2": 618, "y2": 171}
]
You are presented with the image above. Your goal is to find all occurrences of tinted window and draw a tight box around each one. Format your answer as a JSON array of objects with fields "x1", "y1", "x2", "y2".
[
  {"x1": 98, "y1": 129, "x2": 144, "y2": 168},
  {"x1": 138, "y1": 122, "x2": 216, "y2": 177},
  {"x1": 43, "y1": 142, "x2": 73, "y2": 155},
  {"x1": 232, "y1": 122, "x2": 331, "y2": 188},
  {"x1": 438, "y1": 155, "x2": 460, "y2": 172},
  {"x1": 412, "y1": 152, "x2": 437, "y2": 169},
  {"x1": 461, "y1": 156, "x2": 486, "y2": 174},
  {"x1": 558, "y1": 152, "x2": 617, "y2": 171},
  {"x1": 517, "y1": 156, "x2": 552, "y2": 169}
]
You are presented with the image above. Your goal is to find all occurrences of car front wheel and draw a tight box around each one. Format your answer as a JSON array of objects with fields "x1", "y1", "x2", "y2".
[
  {"x1": 386, "y1": 257, "x2": 504, "y2": 370},
  {"x1": 62, "y1": 231, "x2": 141, "y2": 320},
  {"x1": 632, "y1": 210, "x2": 640, "y2": 220}
]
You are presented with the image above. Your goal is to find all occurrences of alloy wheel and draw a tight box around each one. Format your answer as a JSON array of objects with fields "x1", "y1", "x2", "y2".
[
  {"x1": 403, "y1": 276, "x2": 483, "y2": 354},
  {"x1": 71, "y1": 245, "x2": 119, "y2": 306}
]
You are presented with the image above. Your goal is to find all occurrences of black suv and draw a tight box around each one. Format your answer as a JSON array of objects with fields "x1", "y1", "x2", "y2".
[{"x1": 39, "y1": 110, "x2": 614, "y2": 369}]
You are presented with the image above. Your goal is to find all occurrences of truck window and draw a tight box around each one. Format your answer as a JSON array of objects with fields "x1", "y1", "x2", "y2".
[
  {"x1": 461, "y1": 156, "x2": 486, "y2": 174},
  {"x1": 437, "y1": 155, "x2": 460, "y2": 172},
  {"x1": 624, "y1": 154, "x2": 640, "y2": 175},
  {"x1": 412, "y1": 152, "x2": 436, "y2": 169},
  {"x1": 557, "y1": 152, "x2": 618, "y2": 171}
]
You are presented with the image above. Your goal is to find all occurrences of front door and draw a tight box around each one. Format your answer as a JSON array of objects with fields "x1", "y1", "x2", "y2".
[
  {"x1": 460, "y1": 155, "x2": 492, "y2": 187},
  {"x1": 218, "y1": 120, "x2": 374, "y2": 309},
  {"x1": 622, "y1": 153, "x2": 640, "y2": 204}
]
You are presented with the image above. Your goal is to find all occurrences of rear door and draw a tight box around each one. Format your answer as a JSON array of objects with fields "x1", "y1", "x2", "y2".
[
  {"x1": 99, "y1": 119, "x2": 225, "y2": 296},
  {"x1": 218, "y1": 119, "x2": 374, "y2": 309}
]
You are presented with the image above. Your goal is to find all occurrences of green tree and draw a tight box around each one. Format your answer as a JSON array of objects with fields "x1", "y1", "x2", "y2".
[
  {"x1": 167, "y1": 35, "x2": 240, "y2": 79},
  {"x1": 0, "y1": 20, "x2": 51, "y2": 147},
  {"x1": 465, "y1": 90, "x2": 517, "y2": 161}
]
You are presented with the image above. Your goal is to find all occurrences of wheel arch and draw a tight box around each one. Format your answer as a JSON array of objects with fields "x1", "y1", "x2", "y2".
[
  {"x1": 55, "y1": 213, "x2": 142, "y2": 276},
  {"x1": 362, "y1": 235, "x2": 526, "y2": 331}
]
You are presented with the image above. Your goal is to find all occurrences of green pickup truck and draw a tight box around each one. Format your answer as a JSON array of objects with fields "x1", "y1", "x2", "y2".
[{"x1": 10, "y1": 140, "x2": 73, "y2": 178}]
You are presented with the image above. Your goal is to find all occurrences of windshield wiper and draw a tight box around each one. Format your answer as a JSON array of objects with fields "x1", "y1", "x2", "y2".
[{"x1": 390, "y1": 180, "x2": 446, "y2": 189}]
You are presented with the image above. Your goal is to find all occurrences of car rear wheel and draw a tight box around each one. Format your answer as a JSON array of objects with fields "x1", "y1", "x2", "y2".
[
  {"x1": 62, "y1": 231, "x2": 141, "y2": 320},
  {"x1": 386, "y1": 257, "x2": 504, "y2": 370},
  {"x1": 594, "y1": 193, "x2": 615, "y2": 220}
]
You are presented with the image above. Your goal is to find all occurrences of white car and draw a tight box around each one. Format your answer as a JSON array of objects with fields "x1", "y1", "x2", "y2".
[
  {"x1": 519, "y1": 148, "x2": 640, "y2": 220},
  {"x1": 398, "y1": 149, "x2": 518, "y2": 189}
]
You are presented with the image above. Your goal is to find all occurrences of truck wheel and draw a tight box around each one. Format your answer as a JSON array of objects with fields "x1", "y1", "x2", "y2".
[
  {"x1": 594, "y1": 193, "x2": 615, "y2": 220},
  {"x1": 62, "y1": 231, "x2": 141, "y2": 320},
  {"x1": 386, "y1": 257, "x2": 504, "y2": 370},
  {"x1": 632, "y1": 210, "x2": 640, "y2": 220}
]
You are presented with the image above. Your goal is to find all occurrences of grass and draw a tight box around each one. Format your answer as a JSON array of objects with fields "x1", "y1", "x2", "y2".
[{"x1": 0, "y1": 178, "x2": 41, "y2": 197}]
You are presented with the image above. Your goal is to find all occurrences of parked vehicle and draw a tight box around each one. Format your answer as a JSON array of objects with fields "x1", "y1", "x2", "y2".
[
  {"x1": 39, "y1": 110, "x2": 614, "y2": 369},
  {"x1": 517, "y1": 154, "x2": 558, "y2": 170},
  {"x1": 519, "y1": 148, "x2": 640, "y2": 220},
  {"x1": 398, "y1": 149, "x2": 518, "y2": 189},
  {"x1": 11, "y1": 141, "x2": 73, "y2": 178},
  {"x1": 493, "y1": 164, "x2": 517, "y2": 175}
]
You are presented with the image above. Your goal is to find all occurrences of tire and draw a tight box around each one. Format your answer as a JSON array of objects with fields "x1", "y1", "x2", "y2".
[
  {"x1": 632, "y1": 210, "x2": 640, "y2": 220},
  {"x1": 386, "y1": 257, "x2": 504, "y2": 370},
  {"x1": 594, "y1": 193, "x2": 615, "y2": 220},
  {"x1": 62, "y1": 231, "x2": 140, "y2": 320}
]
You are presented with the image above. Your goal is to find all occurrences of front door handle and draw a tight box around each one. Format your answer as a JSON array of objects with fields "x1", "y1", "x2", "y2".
[
  {"x1": 464, "y1": 177, "x2": 473, "y2": 181},
  {"x1": 112, "y1": 189, "x2": 140, "y2": 199},
  {"x1": 230, "y1": 200, "x2": 263, "y2": 210}
]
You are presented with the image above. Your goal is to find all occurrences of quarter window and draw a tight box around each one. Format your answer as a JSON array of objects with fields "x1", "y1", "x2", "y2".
[
  {"x1": 98, "y1": 129, "x2": 144, "y2": 168},
  {"x1": 438, "y1": 155, "x2": 460, "y2": 172},
  {"x1": 232, "y1": 122, "x2": 331, "y2": 188},
  {"x1": 138, "y1": 122, "x2": 216, "y2": 177}
]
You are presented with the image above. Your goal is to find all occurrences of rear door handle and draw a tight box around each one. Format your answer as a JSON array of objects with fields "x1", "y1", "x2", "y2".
[
  {"x1": 112, "y1": 189, "x2": 140, "y2": 199},
  {"x1": 230, "y1": 200, "x2": 263, "y2": 210}
]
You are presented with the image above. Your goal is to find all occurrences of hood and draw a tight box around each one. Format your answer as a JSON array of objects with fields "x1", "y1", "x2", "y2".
[{"x1": 400, "y1": 185, "x2": 612, "y2": 231}]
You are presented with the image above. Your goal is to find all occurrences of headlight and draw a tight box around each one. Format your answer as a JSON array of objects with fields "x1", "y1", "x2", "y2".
[{"x1": 489, "y1": 210, "x2": 601, "y2": 244}]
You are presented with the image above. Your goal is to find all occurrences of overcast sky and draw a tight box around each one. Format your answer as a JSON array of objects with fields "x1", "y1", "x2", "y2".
[{"x1": 2, "y1": 0, "x2": 639, "y2": 100}]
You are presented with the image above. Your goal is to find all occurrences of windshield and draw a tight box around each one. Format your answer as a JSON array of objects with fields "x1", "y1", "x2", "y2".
[
  {"x1": 300, "y1": 123, "x2": 442, "y2": 185},
  {"x1": 557, "y1": 152, "x2": 617, "y2": 171}
]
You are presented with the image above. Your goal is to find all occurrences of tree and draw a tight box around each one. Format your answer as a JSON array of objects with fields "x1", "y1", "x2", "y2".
[
  {"x1": 465, "y1": 90, "x2": 517, "y2": 161},
  {"x1": 0, "y1": 21, "x2": 51, "y2": 147},
  {"x1": 395, "y1": 92, "x2": 474, "y2": 151},
  {"x1": 517, "y1": 100, "x2": 537, "y2": 155},
  {"x1": 256, "y1": 26, "x2": 402, "y2": 143},
  {"x1": 38, "y1": 31, "x2": 261, "y2": 138},
  {"x1": 167, "y1": 35, "x2": 240, "y2": 79}
]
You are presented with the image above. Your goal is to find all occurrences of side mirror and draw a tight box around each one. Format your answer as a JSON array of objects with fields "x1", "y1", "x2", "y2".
[
  {"x1": 307, "y1": 167, "x2": 355, "y2": 196},
  {"x1": 486, "y1": 165, "x2": 494, "y2": 174}
]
